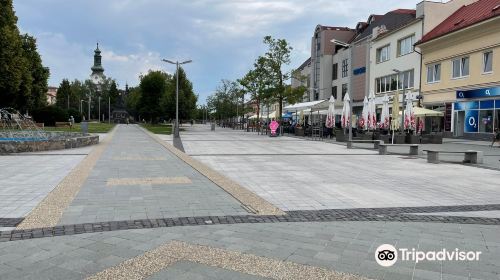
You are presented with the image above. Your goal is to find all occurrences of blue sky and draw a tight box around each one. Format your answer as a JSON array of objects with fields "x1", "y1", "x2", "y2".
[{"x1": 14, "y1": 0, "x2": 421, "y2": 104}]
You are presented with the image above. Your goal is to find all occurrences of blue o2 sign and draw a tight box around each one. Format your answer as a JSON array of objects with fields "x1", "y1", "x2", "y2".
[
  {"x1": 464, "y1": 110, "x2": 479, "y2": 133},
  {"x1": 457, "y1": 87, "x2": 500, "y2": 99}
]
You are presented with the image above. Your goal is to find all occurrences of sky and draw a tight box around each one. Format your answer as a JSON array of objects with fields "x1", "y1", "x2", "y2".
[{"x1": 14, "y1": 0, "x2": 422, "y2": 104}]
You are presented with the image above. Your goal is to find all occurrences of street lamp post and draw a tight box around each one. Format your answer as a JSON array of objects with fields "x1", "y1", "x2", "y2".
[
  {"x1": 88, "y1": 92, "x2": 91, "y2": 122},
  {"x1": 162, "y1": 59, "x2": 192, "y2": 138},
  {"x1": 98, "y1": 96, "x2": 101, "y2": 123},
  {"x1": 331, "y1": 39, "x2": 354, "y2": 141},
  {"x1": 108, "y1": 96, "x2": 111, "y2": 124}
]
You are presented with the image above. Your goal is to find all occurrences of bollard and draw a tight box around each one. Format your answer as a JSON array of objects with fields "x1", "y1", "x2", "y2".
[
  {"x1": 81, "y1": 121, "x2": 89, "y2": 134},
  {"x1": 211, "y1": 123, "x2": 215, "y2": 131}
]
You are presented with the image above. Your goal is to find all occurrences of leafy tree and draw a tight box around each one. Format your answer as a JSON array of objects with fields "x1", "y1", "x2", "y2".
[
  {"x1": 261, "y1": 36, "x2": 293, "y2": 120},
  {"x1": 161, "y1": 67, "x2": 197, "y2": 122},
  {"x1": 20, "y1": 34, "x2": 49, "y2": 110},
  {"x1": 56, "y1": 79, "x2": 72, "y2": 109},
  {"x1": 138, "y1": 70, "x2": 168, "y2": 123},
  {"x1": 0, "y1": 0, "x2": 30, "y2": 109},
  {"x1": 125, "y1": 86, "x2": 141, "y2": 119}
]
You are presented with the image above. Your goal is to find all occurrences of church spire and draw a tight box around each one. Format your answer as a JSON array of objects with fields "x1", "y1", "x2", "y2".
[{"x1": 91, "y1": 42, "x2": 104, "y2": 76}]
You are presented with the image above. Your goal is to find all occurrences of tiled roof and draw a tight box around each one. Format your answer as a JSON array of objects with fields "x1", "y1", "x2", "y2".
[
  {"x1": 355, "y1": 9, "x2": 416, "y2": 41},
  {"x1": 296, "y1": 57, "x2": 311, "y2": 71},
  {"x1": 316, "y1": 25, "x2": 352, "y2": 32},
  {"x1": 420, "y1": 0, "x2": 500, "y2": 43}
]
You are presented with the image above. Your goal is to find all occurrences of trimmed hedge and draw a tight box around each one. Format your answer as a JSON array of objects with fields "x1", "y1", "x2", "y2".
[{"x1": 32, "y1": 106, "x2": 69, "y2": 126}]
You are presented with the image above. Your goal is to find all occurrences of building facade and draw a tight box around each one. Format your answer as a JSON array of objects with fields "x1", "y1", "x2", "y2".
[
  {"x1": 308, "y1": 25, "x2": 355, "y2": 101},
  {"x1": 417, "y1": 0, "x2": 500, "y2": 139}
]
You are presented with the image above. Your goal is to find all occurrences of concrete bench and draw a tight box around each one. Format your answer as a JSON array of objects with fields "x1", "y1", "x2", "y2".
[
  {"x1": 423, "y1": 150, "x2": 483, "y2": 164},
  {"x1": 347, "y1": 140, "x2": 382, "y2": 149},
  {"x1": 379, "y1": 144, "x2": 419, "y2": 155}
]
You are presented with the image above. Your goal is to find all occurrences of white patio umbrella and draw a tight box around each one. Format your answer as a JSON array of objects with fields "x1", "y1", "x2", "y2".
[
  {"x1": 380, "y1": 94, "x2": 390, "y2": 129},
  {"x1": 325, "y1": 96, "x2": 336, "y2": 128},
  {"x1": 360, "y1": 96, "x2": 368, "y2": 130},
  {"x1": 341, "y1": 92, "x2": 351, "y2": 129},
  {"x1": 404, "y1": 93, "x2": 416, "y2": 131},
  {"x1": 367, "y1": 91, "x2": 377, "y2": 130}
]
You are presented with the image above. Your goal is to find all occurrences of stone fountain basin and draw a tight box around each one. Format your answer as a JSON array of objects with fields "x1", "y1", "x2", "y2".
[{"x1": 0, "y1": 132, "x2": 99, "y2": 154}]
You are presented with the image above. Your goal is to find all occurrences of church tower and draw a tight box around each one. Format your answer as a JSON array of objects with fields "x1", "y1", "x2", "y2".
[{"x1": 90, "y1": 43, "x2": 105, "y2": 84}]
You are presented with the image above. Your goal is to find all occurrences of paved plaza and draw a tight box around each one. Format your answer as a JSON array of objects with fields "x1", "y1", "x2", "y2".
[{"x1": 0, "y1": 124, "x2": 499, "y2": 279}]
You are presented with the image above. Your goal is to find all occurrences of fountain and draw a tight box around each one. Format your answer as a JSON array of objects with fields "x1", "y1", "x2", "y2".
[{"x1": 0, "y1": 108, "x2": 99, "y2": 153}]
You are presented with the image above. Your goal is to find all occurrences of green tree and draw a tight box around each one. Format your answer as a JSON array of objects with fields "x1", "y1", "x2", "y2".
[
  {"x1": 125, "y1": 86, "x2": 141, "y2": 119},
  {"x1": 56, "y1": 79, "x2": 72, "y2": 110},
  {"x1": 261, "y1": 36, "x2": 294, "y2": 120},
  {"x1": 138, "y1": 70, "x2": 168, "y2": 123},
  {"x1": 0, "y1": 0, "x2": 29, "y2": 109},
  {"x1": 20, "y1": 34, "x2": 49, "y2": 110},
  {"x1": 161, "y1": 67, "x2": 197, "y2": 122}
]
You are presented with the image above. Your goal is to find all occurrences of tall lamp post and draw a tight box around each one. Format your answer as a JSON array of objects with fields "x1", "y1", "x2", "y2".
[
  {"x1": 162, "y1": 59, "x2": 192, "y2": 138},
  {"x1": 331, "y1": 39, "x2": 354, "y2": 141}
]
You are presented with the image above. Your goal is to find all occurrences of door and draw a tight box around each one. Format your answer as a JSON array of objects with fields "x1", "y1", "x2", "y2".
[{"x1": 454, "y1": 111, "x2": 464, "y2": 137}]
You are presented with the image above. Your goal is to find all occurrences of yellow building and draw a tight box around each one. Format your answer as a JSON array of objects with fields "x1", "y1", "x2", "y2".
[{"x1": 417, "y1": 0, "x2": 500, "y2": 139}]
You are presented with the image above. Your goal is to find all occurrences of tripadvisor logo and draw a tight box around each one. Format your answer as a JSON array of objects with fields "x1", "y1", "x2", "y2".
[{"x1": 375, "y1": 244, "x2": 481, "y2": 267}]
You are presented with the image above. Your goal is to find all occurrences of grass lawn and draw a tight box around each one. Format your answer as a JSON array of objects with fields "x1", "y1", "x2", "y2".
[
  {"x1": 42, "y1": 122, "x2": 116, "y2": 133},
  {"x1": 140, "y1": 124, "x2": 173, "y2": 135}
]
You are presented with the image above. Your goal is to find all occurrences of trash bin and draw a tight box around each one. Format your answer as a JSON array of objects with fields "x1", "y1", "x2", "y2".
[
  {"x1": 81, "y1": 121, "x2": 89, "y2": 134},
  {"x1": 211, "y1": 123, "x2": 215, "y2": 131}
]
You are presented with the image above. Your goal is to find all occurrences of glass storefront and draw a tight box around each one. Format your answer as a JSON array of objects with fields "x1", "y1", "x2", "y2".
[{"x1": 454, "y1": 99, "x2": 500, "y2": 134}]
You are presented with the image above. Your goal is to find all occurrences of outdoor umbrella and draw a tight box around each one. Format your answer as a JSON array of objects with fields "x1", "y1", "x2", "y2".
[
  {"x1": 380, "y1": 94, "x2": 390, "y2": 129},
  {"x1": 368, "y1": 91, "x2": 377, "y2": 130},
  {"x1": 360, "y1": 96, "x2": 368, "y2": 130},
  {"x1": 325, "y1": 96, "x2": 336, "y2": 128},
  {"x1": 341, "y1": 92, "x2": 351, "y2": 129},
  {"x1": 391, "y1": 92, "x2": 400, "y2": 144},
  {"x1": 404, "y1": 93, "x2": 416, "y2": 131}
]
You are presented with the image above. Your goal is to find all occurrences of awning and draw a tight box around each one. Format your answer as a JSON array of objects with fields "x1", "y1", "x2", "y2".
[
  {"x1": 399, "y1": 107, "x2": 443, "y2": 117},
  {"x1": 284, "y1": 100, "x2": 326, "y2": 111}
]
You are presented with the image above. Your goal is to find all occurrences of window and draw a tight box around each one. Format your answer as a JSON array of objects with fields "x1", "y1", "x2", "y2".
[
  {"x1": 427, "y1": 63, "x2": 441, "y2": 83},
  {"x1": 376, "y1": 45, "x2": 390, "y2": 63},
  {"x1": 479, "y1": 110, "x2": 494, "y2": 133},
  {"x1": 341, "y1": 83, "x2": 348, "y2": 100},
  {"x1": 452, "y1": 57, "x2": 469, "y2": 78},
  {"x1": 341, "y1": 59, "x2": 348, "y2": 78},
  {"x1": 332, "y1": 63, "x2": 338, "y2": 80},
  {"x1": 332, "y1": 86, "x2": 337, "y2": 99},
  {"x1": 375, "y1": 69, "x2": 414, "y2": 94},
  {"x1": 483, "y1": 51, "x2": 493, "y2": 73},
  {"x1": 397, "y1": 35, "x2": 415, "y2": 56}
]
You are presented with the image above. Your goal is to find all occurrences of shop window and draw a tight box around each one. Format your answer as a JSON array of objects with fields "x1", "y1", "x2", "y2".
[
  {"x1": 483, "y1": 51, "x2": 493, "y2": 73},
  {"x1": 479, "y1": 110, "x2": 494, "y2": 133}
]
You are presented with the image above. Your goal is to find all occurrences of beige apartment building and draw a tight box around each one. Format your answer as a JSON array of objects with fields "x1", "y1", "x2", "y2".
[{"x1": 417, "y1": 0, "x2": 500, "y2": 139}]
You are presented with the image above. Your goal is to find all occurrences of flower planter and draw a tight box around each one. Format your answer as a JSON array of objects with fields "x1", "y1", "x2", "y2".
[
  {"x1": 379, "y1": 135, "x2": 391, "y2": 143},
  {"x1": 335, "y1": 129, "x2": 346, "y2": 142},
  {"x1": 393, "y1": 134, "x2": 406, "y2": 144},
  {"x1": 405, "y1": 135, "x2": 420, "y2": 144},
  {"x1": 295, "y1": 127, "x2": 304, "y2": 137}
]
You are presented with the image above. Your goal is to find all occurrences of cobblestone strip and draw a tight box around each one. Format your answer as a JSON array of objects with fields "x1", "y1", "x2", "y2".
[
  {"x1": 3, "y1": 207, "x2": 500, "y2": 242},
  {"x1": 139, "y1": 126, "x2": 285, "y2": 216},
  {"x1": 15, "y1": 128, "x2": 117, "y2": 230},
  {"x1": 86, "y1": 240, "x2": 368, "y2": 280}
]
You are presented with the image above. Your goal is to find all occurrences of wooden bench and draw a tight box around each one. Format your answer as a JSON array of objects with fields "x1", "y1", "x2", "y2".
[
  {"x1": 379, "y1": 144, "x2": 419, "y2": 155},
  {"x1": 55, "y1": 122, "x2": 72, "y2": 128},
  {"x1": 423, "y1": 150, "x2": 483, "y2": 164},
  {"x1": 347, "y1": 140, "x2": 382, "y2": 149}
]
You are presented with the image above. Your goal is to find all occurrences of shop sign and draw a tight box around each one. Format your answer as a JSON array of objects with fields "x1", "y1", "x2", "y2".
[
  {"x1": 457, "y1": 87, "x2": 500, "y2": 99},
  {"x1": 464, "y1": 110, "x2": 479, "y2": 133}
]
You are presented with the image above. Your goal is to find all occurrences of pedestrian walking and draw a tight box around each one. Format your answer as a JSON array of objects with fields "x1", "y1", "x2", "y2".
[{"x1": 491, "y1": 128, "x2": 500, "y2": 147}]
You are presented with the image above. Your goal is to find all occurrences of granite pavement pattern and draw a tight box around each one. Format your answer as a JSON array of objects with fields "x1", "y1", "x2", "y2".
[
  {"x1": 182, "y1": 125, "x2": 500, "y2": 212},
  {"x1": 0, "y1": 134, "x2": 107, "y2": 230},
  {"x1": 57, "y1": 125, "x2": 250, "y2": 225},
  {"x1": 0, "y1": 221, "x2": 498, "y2": 279}
]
